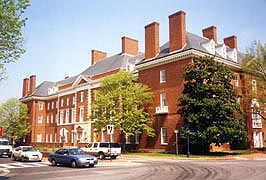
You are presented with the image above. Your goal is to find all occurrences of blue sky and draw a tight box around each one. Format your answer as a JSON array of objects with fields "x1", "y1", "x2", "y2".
[{"x1": 0, "y1": 0, "x2": 266, "y2": 104}]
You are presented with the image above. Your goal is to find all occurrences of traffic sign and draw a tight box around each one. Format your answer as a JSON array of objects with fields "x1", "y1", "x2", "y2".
[{"x1": 107, "y1": 125, "x2": 114, "y2": 135}]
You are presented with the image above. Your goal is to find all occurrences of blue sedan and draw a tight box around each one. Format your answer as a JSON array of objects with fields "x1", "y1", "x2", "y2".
[{"x1": 48, "y1": 147, "x2": 98, "y2": 168}]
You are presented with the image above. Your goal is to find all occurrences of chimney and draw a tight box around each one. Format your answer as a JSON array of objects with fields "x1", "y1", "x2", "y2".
[
  {"x1": 91, "y1": 49, "x2": 107, "y2": 65},
  {"x1": 122, "y1": 36, "x2": 138, "y2": 56},
  {"x1": 202, "y1": 26, "x2": 217, "y2": 44},
  {"x1": 22, "y1": 78, "x2": 29, "y2": 97},
  {"x1": 169, "y1": 11, "x2": 186, "y2": 52},
  {"x1": 29, "y1": 75, "x2": 36, "y2": 95},
  {"x1": 224, "y1": 35, "x2": 237, "y2": 49},
  {"x1": 145, "y1": 22, "x2": 160, "y2": 59}
]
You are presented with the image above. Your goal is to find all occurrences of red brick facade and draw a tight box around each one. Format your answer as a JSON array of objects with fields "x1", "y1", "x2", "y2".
[{"x1": 20, "y1": 10, "x2": 265, "y2": 152}]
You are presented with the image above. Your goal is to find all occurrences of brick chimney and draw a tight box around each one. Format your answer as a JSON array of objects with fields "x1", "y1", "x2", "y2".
[
  {"x1": 202, "y1": 26, "x2": 217, "y2": 44},
  {"x1": 224, "y1": 35, "x2": 237, "y2": 49},
  {"x1": 122, "y1": 36, "x2": 138, "y2": 56},
  {"x1": 145, "y1": 22, "x2": 160, "y2": 59},
  {"x1": 22, "y1": 78, "x2": 29, "y2": 97},
  {"x1": 169, "y1": 11, "x2": 186, "y2": 52},
  {"x1": 29, "y1": 75, "x2": 36, "y2": 95},
  {"x1": 91, "y1": 49, "x2": 107, "y2": 65}
]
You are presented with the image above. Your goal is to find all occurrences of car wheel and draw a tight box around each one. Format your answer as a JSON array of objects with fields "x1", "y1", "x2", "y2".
[
  {"x1": 89, "y1": 164, "x2": 94, "y2": 168},
  {"x1": 11, "y1": 155, "x2": 16, "y2": 161},
  {"x1": 71, "y1": 160, "x2": 77, "y2": 168},
  {"x1": 51, "y1": 159, "x2": 57, "y2": 166},
  {"x1": 99, "y1": 152, "x2": 105, "y2": 160},
  {"x1": 111, "y1": 156, "x2": 117, "y2": 159},
  {"x1": 21, "y1": 156, "x2": 26, "y2": 162}
]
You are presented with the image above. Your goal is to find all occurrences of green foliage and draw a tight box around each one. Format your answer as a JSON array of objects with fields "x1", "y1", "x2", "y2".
[
  {"x1": 0, "y1": 98, "x2": 31, "y2": 143},
  {"x1": 242, "y1": 41, "x2": 266, "y2": 120},
  {"x1": 178, "y1": 56, "x2": 248, "y2": 153},
  {"x1": 0, "y1": 0, "x2": 30, "y2": 80},
  {"x1": 91, "y1": 71, "x2": 154, "y2": 139}
]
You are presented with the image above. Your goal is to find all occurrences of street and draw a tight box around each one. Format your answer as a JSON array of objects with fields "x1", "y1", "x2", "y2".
[{"x1": 1, "y1": 156, "x2": 266, "y2": 180}]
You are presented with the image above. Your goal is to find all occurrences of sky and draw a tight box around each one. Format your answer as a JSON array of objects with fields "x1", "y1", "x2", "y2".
[{"x1": 0, "y1": 0, "x2": 266, "y2": 104}]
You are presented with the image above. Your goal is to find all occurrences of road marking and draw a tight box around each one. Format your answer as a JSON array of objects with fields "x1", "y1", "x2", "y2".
[{"x1": 0, "y1": 161, "x2": 50, "y2": 169}]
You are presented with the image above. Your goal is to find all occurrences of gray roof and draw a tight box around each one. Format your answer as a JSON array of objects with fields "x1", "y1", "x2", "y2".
[{"x1": 26, "y1": 31, "x2": 244, "y2": 98}]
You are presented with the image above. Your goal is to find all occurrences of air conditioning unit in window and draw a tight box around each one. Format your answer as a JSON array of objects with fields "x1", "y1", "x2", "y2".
[{"x1": 155, "y1": 106, "x2": 168, "y2": 114}]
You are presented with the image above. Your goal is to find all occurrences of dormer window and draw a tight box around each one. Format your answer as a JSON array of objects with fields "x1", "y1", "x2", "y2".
[
  {"x1": 202, "y1": 40, "x2": 215, "y2": 55},
  {"x1": 48, "y1": 86, "x2": 58, "y2": 95},
  {"x1": 215, "y1": 44, "x2": 227, "y2": 58},
  {"x1": 227, "y1": 48, "x2": 237, "y2": 62}
]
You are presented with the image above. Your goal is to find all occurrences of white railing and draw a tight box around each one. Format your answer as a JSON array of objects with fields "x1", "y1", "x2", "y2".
[{"x1": 155, "y1": 106, "x2": 168, "y2": 114}]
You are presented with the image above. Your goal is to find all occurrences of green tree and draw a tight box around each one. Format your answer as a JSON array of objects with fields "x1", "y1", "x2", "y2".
[
  {"x1": 242, "y1": 41, "x2": 266, "y2": 120},
  {"x1": 0, "y1": 0, "x2": 30, "y2": 81},
  {"x1": 0, "y1": 98, "x2": 31, "y2": 144},
  {"x1": 91, "y1": 71, "x2": 154, "y2": 144},
  {"x1": 178, "y1": 56, "x2": 248, "y2": 153}
]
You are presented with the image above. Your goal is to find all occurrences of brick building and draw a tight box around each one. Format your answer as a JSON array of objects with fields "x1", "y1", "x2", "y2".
[{"x1": 20, "y1": 10, "x2": 265, "y2": 151}]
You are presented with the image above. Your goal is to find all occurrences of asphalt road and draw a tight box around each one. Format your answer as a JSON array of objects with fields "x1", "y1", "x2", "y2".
[{"x1": 1, "y1": 157, "x2": 266, "y2": 180}]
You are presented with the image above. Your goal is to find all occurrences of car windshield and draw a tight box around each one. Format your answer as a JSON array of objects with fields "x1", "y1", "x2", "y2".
[
  {"x1": 69, "y1": 148, "x2": 85, "y2": 155},
  {"x1": 22, "y1": 147, "x2": 36, "y2": 152},
  {"x1": 0, "y1": 141, "x2": 9, "y2": 145}
]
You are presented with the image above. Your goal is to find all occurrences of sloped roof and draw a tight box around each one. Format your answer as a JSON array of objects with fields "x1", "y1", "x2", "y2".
[{"x1": 24, "y1": 31, "x2": 244, "y2": 98}]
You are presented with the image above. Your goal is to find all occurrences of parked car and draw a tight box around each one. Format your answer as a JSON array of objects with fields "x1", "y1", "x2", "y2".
[
  {"x1": 11, "y1": 146, "x2": 42, "y2": 162},
  {"x1": 48, "y1": 147, "x2": 98, "y2": 168},
  {"x1": 0, "y1": 138, "x2": 12, "y2": 158},
  {"x1": 81, "y1": 142, "x2": 121, "y2": 160}
]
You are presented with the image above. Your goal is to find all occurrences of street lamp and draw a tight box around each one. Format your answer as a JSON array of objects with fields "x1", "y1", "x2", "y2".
[
  {"x1": 186, "y1": 128, "x2": 190, "y2": 158},
  {"x1": 174, "y1": 130, "x2": 179, "y2": 156}
]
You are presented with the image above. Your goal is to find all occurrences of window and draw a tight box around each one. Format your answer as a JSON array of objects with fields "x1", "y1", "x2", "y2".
[
  {"x1": 47, "y1": 103, "x2": 50, "y2": 110},
  {"x1": 51, "y1": 102, "x2": 54, "y2": 109},
  {"x1": 66, "y1": 98, "x2": 69, "y2": 106},
  {"x1": 160, "y1": 70, "x2": 166, "y2": 83},
  {"x1": 46, "y1": 116, "x2": 49, "y2": 124},
  {"x1": 135, "y1": 132, "x2": 140, "y2": 144},
  {"x1": 251, "y1": 99, "x2": 262, "y2": 128},
  {"x1": 39, "y1": 103, "x2": 44, "y2": 110},
  {"x1": 126, "y1": 135, "x2": 130, "y2": 144},
  {"x1": 38, "y1": 116, "x2": 43, "y2": 124},
  {"x1": 73, "y1": 96, "x2": 76, "y2": 105},
  {"x1": 61, "y1": 98, "x2": 64, "y2": 107},
  {"x1": 37, "y1": 134, "x2": 42, "y2": 142},
  {"x1": 252, "y1": 79, "x2": 257, "y2": 93},
  {"x1": 54, "y1": 133, "x2": 57, "y2": 143},
  {"x1": 65, "y1": 110, "x2": 69, "y2": 124},
  {"x1": 50, "y1": 134, "x2": 53, "y2": 143},
  {"x1": 161, "y1": 127, "x2": 168, "y2": 145},
  {"x1": 80, "y1": 92, "x2": 84, "y2": 102},
  {"x1": 72, "y1": 109, "x2": 76, "y2": 123},
  {"x1": 234, "y1": 76, "x2": 239, "y2": 87},
  {"x1": 51, "y1": 115, "x2": 54, "y2": 123},
  {"x1": 60, "y1": 111, "x2": 64, "y2": 124},
  {"x1": 160, "y1": 93, "x2": 167, "y2": 107},
  {"x1": 46, "y1": 134, "x2": 48, "y2": 143},
  {"x1": 79, "y1": 107, "x2": 84, "y2": 122}
]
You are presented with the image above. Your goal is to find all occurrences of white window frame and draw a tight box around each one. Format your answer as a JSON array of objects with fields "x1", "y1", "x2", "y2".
[
  {"x1": 51, "y1": 102, "x2": 54, "y2": 109},
  {"x1": 60, "y1": 111, "x2": 64, "y2": 124},
  {"x1": 234, "y1": 77, "x2": 239, "y2": 87},
  {"x1": 251, "y1": 99, "x2": 262, "y2": 128},
  {"x1": 46, "y1": 116, "x2": 49, "y2": 124},
  {"x1": 66, "y1": 98, "x2": 69, "y2": 106},
  {"x1": 80, "y1": 92, "x2": 84, "y2": 102},
  {"x1": 45, "y1": 134, "x2": 48, "y2": 143},
  {"x1": 72, "y1": 109, "x2": 76, "y2": 123},
  {"x1": 39, "y1": 103, "x2": 44, "y2": 110},
  {"x1": 79, "y1": 107, "x2": 84, "y2": 122},
  {"x1": 61, "y1": 98, "x2": 64, "y2": 107},
  {"x1": 160, "y1": 70, "x2": 166, "y2": 83},
  {"x1": 51, "y1": 114, "x2": 54, "y2": 123},
  {"x1": 50, "y1": 134, "x2": 53, "y2": 143},
  {"x1": 135, "y1": 132, "x2": 140, "y2": 144},
  {"x1": 160, "y1": 127, "x2": 168, "y2": 145},
  {"x1": 126, "y1": 135, "x2": 130, "y2": 144},
  {"x1": 37, "y1": 134, "x2": 42, "y2": 142},
  {"x1": 73, "y1": 96, "x2": 76, "y2": 105},
  {"x1": 252, "y1": 79, "x2": 257, "y2": 93},
  {"x1": 38, "y1": 116, "x2": 43, "y2": 124},
  {"x1": 160, "y1": 93, "x2": 167, "y2": 107},
  {"x1": 47, "y1": 103, "x2": 50, "y2": 110},
  {"x1": 65, "y1": 110, "x2": 69, "y2": 124}
]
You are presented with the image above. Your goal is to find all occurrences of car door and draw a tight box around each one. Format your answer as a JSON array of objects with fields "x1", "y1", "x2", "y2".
[
  {"x1": 13, "y1": 147, "x2": 22, "y2": 160},
  {"x1": 54, "y1": 149, "x2": 65, "y2": 164},
  {"x1": 61, "y1": 149, "x2": 70, "y2": 164}
]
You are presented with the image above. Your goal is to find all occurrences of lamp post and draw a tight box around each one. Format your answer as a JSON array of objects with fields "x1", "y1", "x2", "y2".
[
  {"x1": 186, "y1": 128, "x2": 190, "y2": 158},
  {"x1": 174, "y1": 130, "x2": 179, "y2": 156}
]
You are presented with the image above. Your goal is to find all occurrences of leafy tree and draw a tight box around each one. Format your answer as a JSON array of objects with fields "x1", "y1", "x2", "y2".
[
  {"x1": 242, "y1": 41, "x2": 266, "y2": 120},
  {"x1": 178, "y1": 56, "x2": 248, "y2": 153},
  {"x1": 91, "y1": 71, "x2": 154, "y2": 144},
  {"x1": 0, "y1": 98, "x2": 31, "y2": 144},
  {"x1": 0, "y1": 0, "x2": 30, "y2": 81}
]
